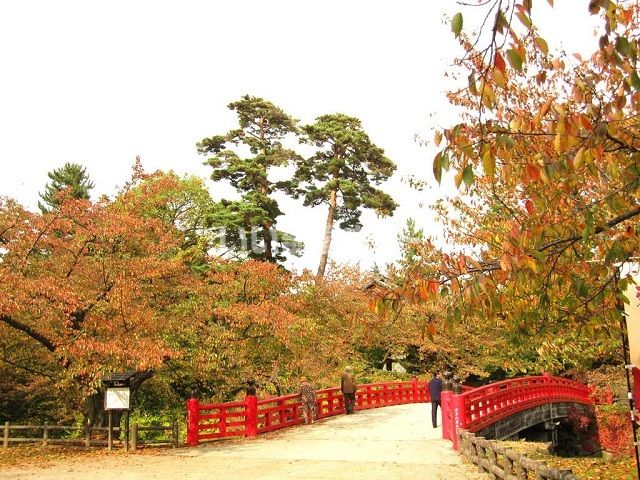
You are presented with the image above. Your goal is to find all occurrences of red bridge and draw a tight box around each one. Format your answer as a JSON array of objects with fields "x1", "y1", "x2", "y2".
[{"x1": 186, "y1": 374, "x2": 592, "y2": 450}]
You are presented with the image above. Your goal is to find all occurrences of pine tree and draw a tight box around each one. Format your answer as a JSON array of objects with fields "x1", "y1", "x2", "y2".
[
  {"x1": 38, "y1": 162, "x2": 94, "y2": 213},
  {"x1": 197, "y1": 95, "x2": 302, "y2": 263},
  {"x1": 292, "y1": 114, "x2": 397, "y2": 278}
]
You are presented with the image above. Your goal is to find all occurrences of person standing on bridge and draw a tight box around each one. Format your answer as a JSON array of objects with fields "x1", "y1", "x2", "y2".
[
  {"x1": 341, "y1": 366, "x2": 357, "y2": 414},
  {"x1": 299, "y1": 377, "x2": 317, "y2": 424},
  {"x1": 428, "y1": 371, "x2": 442, "y2": 428}
]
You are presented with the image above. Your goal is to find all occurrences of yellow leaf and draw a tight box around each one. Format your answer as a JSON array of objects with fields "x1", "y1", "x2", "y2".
[
  {"x1": 552, "y1": 103, "x2": 566, "y2": 116},
  {"x1": 574, "y1": 147, "x2": 585, "y2": 169},
  {"x1": 539, "y1": 98, "x2": 553, "y2": 118},
  {"x1": 535, "y1": 36, "x2": 549, "y2": 55},
  {"x1": 482, "y1": 146, "x2": 496, "y2": 178},
  {"x1": 554, "y1": 132, "x2": 567, "y2": 154},
  {"x1": 500, "y1": 254, "x2": 512, "y2": 272},
  {"x1": 455, "y1": 169, "x2": 464, "y2": 188},
  {"x1": 539, "y1": 166, "x2": 550, "y2": 183},
  {"x1": 493, "y1": 69, "x2": 506, "y2": 88},
  {"x1": 525, "y1": 257, "x2": 538, "y2": 272}
]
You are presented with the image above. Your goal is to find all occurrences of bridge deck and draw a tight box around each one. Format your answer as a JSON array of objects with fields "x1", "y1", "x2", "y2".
[{"x1": 1, "y1": 404, "x2": 490, "y2": 480}]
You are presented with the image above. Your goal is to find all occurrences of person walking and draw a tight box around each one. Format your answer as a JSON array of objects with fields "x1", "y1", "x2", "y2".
[
  {"x1": 299, "y1": 377, "x2": 317, "y2": 424},
  {"x1": 341, "y1": 366, "x2": 357, "y2": 414},
  {"x1": 428, "y1": 371, "x2": 442, "y2": 428}
]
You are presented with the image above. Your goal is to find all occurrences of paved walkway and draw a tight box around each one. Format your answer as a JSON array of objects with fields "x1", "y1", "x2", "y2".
[{"x1": 2, "y1": 404, "x2": 489, "y2": 480}]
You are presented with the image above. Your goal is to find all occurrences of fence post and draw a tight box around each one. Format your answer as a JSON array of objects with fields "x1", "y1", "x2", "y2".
[
  {"x1": 245, "y1": 395, "x2": 258, "y2": 438},
  {"x1": 131, "y1": 423, "x2": 137, "y2": 452},
  {"x1": 124, "y1": 411, "x2": 130, "y2": 453},
  {"x1": 452, "y1": 392, "x2": 467, "y2": 451},
  {"x1": 43, "y1": 422, "x2": 48, "y2": 447},
  {"x1": 411, "y1": 377, "x2": 418, "y2": 402},
  {"x1": 186, "y1": 397, "x2": 200, "y2": 447},
  {"x1": 84, "y1": 420, "x2": 90, "y2": 448},
  {"x1": 172, "y1": 420, "x2": 179, "y2": 448},
  {"x1": 3, "y1": 422, "x2": 8, "y2": 449},
  {"x1": 107, "y1": 410, "x2": 113, "y2": 451}
]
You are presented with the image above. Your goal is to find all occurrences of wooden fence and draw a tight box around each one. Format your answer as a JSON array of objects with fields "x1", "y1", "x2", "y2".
[
  {"x1": 2, "y1": 420, "x2": 179, "y2": 450},
  {"x1": 459, "y1": 430, "x2": 578, "y2": 480}
]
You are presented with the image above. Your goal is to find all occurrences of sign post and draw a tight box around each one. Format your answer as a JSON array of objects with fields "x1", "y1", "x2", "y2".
[{"x1": 102, "y1": 372, "x2": 138, "y2": 452}]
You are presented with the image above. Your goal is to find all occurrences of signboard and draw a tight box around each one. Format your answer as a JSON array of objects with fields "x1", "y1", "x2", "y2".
[
  {"x1": 105, "y1": 387, "x2": 130, "y2": 410},
  {"x1": 623, "y1": 282, "x2": 640, "y2": 367}
]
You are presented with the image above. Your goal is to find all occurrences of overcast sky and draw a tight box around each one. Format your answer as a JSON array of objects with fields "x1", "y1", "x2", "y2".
[{"x1": 0, "y1": 1, "x2": 599, "y2": 273}]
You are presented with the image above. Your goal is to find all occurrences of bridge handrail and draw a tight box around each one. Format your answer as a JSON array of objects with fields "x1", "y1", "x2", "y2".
[
  {"x1": 441, "y1": 375, "x2": 593, "y2": 450},
  {"x1": 462, "y1": 375, "x2": 592, "y2": 433},
  {"x1": 186, "y1": 378, "x2": 432, "y2": 445}
]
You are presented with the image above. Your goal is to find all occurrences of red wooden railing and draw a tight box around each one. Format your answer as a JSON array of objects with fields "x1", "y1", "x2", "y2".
[
  {"x1": 441, "y1": 375, "x2": 592, "y2": 450},
  {"x1": 186, "y1": 378, "x2": 430, "y2": 446},
  {"x1": 186, "y1": 375, "x2": 592, "y2": 448}
]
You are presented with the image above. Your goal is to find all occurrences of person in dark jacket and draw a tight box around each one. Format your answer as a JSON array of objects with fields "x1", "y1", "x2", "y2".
[
  {"x1": 428, "y1": 371, "x2": 442, "y2": 428},
  {"x1": 341, "y1": 366, "x2": 357, "y2": 414}
]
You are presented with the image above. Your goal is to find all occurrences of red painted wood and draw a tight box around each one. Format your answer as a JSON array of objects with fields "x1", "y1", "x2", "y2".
[
  {"x1": 245, "y1": 395, "x2": 258, "y2": 438},
  {"x1": 451, "y1": 393, "x2": 467, "y2": 451},
  {"x1": 186, "y1": 376, "x2": 590, "y2": 446},
  {"x1": 441, "y1": 390, "x2": 453, "y2": 440},
  {"x1": 186, "y1": 398, "x2": 200, "y2": 446},
  {"x1": 459, "y1": 376, "x2": 592, "y2": 435}
]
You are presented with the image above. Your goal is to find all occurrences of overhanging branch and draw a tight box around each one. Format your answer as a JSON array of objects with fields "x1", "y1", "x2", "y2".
[{"x1": 0, "y1": 314, "x2": 57, "y2": 352}]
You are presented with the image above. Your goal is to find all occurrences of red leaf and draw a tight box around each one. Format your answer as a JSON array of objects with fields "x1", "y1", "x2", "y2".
[
  {"x1": 526, "y1": 163, "x2": 541, "y2": 181},
  {"x1": 494, "y1": 51, "x2": 506, "y2": 74},
  {"x1": 525, "y1": 199, "x2": 535, "y2": 215}
]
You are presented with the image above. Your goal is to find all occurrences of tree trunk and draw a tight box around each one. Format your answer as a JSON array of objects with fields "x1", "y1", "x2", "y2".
[
  {"x1": 263, "y1": 224, "x2": 273, "y2": 261},
  {"x1": 317, "y1": 189, "x2": 338, "y2": 279},
  {"x1": 258, "y1": 154, "x2": 274, "y2": 261}
]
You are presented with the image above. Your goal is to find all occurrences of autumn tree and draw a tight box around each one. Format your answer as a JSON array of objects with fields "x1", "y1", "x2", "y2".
[
  {"x1": 38, "y1": 162, "x2": 94, "y2": 213},
  {"x1": 293, "y1": 114, "x2": 397, "y2": 278},
  {"x1": 124, "y1": 170, "x2": 222, "y2": 273},
  {"x1": 197, "y1": 95, "x2": 302, "y2": 263},
  {"x1": 0, "y1": 186, "x2": 198, "y2": 422},
  {"x1": 164, "y1": 260, "x2": 388, "y2": 401},
  {"x1": 382, "y1": 1, "x2": 638, "y2": 370}
]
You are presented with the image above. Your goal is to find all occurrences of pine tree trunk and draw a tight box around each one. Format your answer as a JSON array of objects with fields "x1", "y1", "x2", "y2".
[
  {"x1": 263, "y1": 224, "x2": 273, "y2": 261},
  {"x1": 317, "y1": 189, "x2": 338, "y2": 279},
  {"x1": 258, "y1": 151, "x2": 274, "y2": 261}
]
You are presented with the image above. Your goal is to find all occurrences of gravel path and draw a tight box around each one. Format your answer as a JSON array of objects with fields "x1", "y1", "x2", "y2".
[{"x1": 1, "y1": 403, "x2": 490, "y2": 480}]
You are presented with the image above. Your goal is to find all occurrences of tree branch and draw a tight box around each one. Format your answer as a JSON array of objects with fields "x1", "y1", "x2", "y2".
[{"x1": 0, "y1": 314, "x2": 57, "y2": 352}]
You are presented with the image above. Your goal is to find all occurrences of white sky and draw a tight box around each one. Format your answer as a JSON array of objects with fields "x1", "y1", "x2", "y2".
[{"x1": 0, "y1": 1, "x2": 599, "y2": 273}]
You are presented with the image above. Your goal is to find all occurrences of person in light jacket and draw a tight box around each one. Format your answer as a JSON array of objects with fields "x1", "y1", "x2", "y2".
[
  {"x1": 341, "y1": 366, "x2": 357, "y2": 414},
  {"x1": 299, "y1": 377, "x2": 317, "y2": 424}
]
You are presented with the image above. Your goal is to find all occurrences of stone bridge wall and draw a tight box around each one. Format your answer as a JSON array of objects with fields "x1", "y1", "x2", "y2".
[{"x1": 476, "y1": 402, "x2": 592, "y2": 440}]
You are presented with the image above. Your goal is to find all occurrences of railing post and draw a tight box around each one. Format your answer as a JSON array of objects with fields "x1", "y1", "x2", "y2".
[
  {"x1": 186, "y1": 397, "x2": 200, "y2": 447},
  {"x1": 441, "y1": 390, "x2": 452, "y2": 440},
  {"x1": 245, "y1": 395, "x2": 258, "y2": 438},
  {"x1": 3, "y1": 422, "x2": 8, "y2": 449},
  {"x1": 411, "y1": 377, "x2": 418, "y2": 402},
  {"x1": 42, "y1": 422, "x2": 48, "y2": 447},
  {"x1": 452, "y1": 392, "x2": 467, "y2": 451}
]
